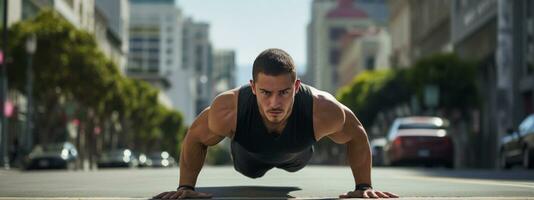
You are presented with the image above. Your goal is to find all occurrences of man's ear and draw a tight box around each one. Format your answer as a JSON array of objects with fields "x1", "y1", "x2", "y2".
[
  {"x1": 249, "y1": 79, "x2": 256, "y2": 95},
  {"x1": 294, "y1": 79, "x2": 301, "y2": 93}
]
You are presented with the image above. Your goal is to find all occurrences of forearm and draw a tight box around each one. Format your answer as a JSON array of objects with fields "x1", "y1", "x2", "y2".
[
  {"x1": 179, "y1": 134, "x2": 208, "y2": 187},
  {"x1": 347, "y1": 132, "x2": 372, "y2": 186}
]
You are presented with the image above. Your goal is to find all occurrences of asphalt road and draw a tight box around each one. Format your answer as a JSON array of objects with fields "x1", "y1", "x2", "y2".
[{"x1": 1, "y1": 166, "x2": 534, "y2": 199}]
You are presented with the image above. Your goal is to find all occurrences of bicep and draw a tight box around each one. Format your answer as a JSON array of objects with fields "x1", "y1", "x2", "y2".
[
  {"x1": 327, "y1": 108, "x2": 366, "y2": 144},
  {"x1": 187, "y1": 108, "x2": 225, "y2": 147}
]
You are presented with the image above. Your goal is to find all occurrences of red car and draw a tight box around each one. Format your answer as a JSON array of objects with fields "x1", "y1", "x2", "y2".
[{"x1": 384, "y1": 116, "x2": 454, "y2": 168}]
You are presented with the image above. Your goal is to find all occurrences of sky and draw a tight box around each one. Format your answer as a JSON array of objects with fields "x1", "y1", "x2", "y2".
[{"x1": 176, "y1": 0, "x2": 311, "y2": 84}]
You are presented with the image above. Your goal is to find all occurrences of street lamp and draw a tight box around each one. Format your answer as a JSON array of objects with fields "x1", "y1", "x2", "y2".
[{"x1": 25, "y1": 34, "x2": 36, "y2": 158}]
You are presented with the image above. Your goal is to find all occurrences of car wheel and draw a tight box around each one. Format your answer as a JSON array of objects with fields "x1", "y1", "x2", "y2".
[
  {"x1": 523, "y1": 148, "x2": 533, "y2": 169},
  {"x1": 500, "y1": 151, "x2": 510, "y2": 170}
]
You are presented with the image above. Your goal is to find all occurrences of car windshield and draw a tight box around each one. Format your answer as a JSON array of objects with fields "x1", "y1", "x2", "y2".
[
  {"x1": 42, "y1": 144, "x2": 64, "y2": 152},
  {"x1": 398, "y1": 123, "x2": 446, "y2": 130}
]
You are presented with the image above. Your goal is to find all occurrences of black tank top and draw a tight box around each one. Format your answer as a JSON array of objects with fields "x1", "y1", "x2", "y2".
[{"x1": 233, "y1": 83, "x2": 316, "y2": 164}]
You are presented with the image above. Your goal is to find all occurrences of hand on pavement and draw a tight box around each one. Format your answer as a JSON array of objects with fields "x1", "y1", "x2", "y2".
[
  {"x1": 339, "y1": 188, "x2": 399, "y2": 198},
  {"x1": 153, "y1": 189, "x2": 212, "y2": 199}
]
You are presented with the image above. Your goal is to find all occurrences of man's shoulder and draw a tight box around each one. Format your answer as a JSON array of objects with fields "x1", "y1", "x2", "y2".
[
  {"x1": 208, "y1": 87, "x2": 240, "y2": 136},
  {"x1": 310, "y1": 86, "x2": 346, "y2": 137}
]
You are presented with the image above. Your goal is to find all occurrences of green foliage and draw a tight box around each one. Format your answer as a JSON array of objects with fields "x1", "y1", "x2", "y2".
[
  {"x1": 336, "y1": 53, "x2": 478, "y2": 127},
  {"x1": 5, "y1": 9, "x2": 186, "y2": 155},
  {"x1": 406, "y1": 53, "x2": 479, "y2": 110},
  {"x1": 337, "y1": 69, "x2": 412, "y2": 126}
]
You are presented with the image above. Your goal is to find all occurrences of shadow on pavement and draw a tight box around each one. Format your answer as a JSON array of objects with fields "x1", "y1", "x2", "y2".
[{"x1": 195, "y1": 185, "x2": 334, "y2": 199}]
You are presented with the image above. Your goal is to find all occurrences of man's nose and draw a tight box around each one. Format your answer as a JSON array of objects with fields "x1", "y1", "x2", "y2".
[{"x1": 269, "y1": 95, "x2": 282, "y2": 108}]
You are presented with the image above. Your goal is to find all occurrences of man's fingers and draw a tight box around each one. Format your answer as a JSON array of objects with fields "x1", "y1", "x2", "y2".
[
  {"x1": 362, "y1": 190, "x2": 370, "y2": 198},
  {"x1": 384, "y1": 191, "x2": 399, "y2": 198},
  {"x1": 161, "y1": 191, "x2": 176, "y2": 199},
  {"x1": 169, "y1": 191, "x2": 182, "y2": 199},
  {"x1": 196, "y1": 192, "x2": 213, "y2": 198},
  {"x1": 375, "y1": 191, "x2": 389, "y2": 198},
  {"x1": 178, "y1": 190, "x2": 189, "y2": 199},
  {"x1": 153, "y1": 192, "x2": 168, "y2": 199},
  {"x1": 367, "y1": 190, "x2": 379, "y2": 198}
]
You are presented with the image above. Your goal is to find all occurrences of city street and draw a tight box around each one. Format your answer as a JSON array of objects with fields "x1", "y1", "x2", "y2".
[{"x1": 1, "y1": 166, "x2": 534, "y2": 199}]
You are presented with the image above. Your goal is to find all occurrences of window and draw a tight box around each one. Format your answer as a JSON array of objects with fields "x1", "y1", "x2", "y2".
[
  {"x1": 329, "y1": 48, "x2": 340, "y2": 65},
  {"x1": 329, "y1": 27, "x2": 346, "y2": 41},
  {"x1": 365, "y1": 57, "x2": 375, "y2": 71}
]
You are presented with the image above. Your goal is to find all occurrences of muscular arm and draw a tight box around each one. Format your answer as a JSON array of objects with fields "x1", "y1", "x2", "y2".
[
  {"x1": 312, "y1": 91, "x2": 371, "y2": 186},
  {"x1": 179, "y1": 108, "x2": 225, "y2": 187},
  {"x1": 337, "y1": 108, "x2": 372, "y2": 186},
  {"x1": 179, "y1": 91, "x2": 237, "y2": 187},
  {"x1": 314, "y1": 94, "x2": 397, "y2": 198}
]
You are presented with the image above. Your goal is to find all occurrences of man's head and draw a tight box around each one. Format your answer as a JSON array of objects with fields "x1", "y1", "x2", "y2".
[{"x1": 250, "y1": 48, "x2": 301, "y2": 124}]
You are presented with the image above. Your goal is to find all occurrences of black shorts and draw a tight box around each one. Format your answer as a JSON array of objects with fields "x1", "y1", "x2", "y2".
[{"x1": 230, "y1": 141, "x2": 313, "y2": 178}]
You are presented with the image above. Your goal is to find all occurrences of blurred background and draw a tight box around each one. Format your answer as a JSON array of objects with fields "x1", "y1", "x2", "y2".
[{"x1": 0, "y1": 0, "x2": 532, "y2": 172}]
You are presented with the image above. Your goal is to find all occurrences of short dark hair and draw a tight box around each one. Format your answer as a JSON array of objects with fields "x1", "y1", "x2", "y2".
[{"x1": 252, "y1": 48, "x2": 296, "y2": 82}]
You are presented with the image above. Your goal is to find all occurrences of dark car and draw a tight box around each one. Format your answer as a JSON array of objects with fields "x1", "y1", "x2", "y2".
[
  {"x1": 146, "y1": 151, "x2": 176, "y2": 168},
  {"x1": 383, "y1": 116, "x2": 454, "y2": 168},
  {"x1": 370, "y1": 137, "x2": 387, "y2": 166},
  {"x1": 25, "y1": 142, "x2": 78, "y2": 170},
  {"x1": 97, "y1": 149, "x2": 139, "y2": 168},
  {"x1": 499, "y1": 114, "x2": 534, "y2": 169}
]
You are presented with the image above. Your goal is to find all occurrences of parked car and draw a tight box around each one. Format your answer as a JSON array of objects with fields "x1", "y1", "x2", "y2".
[
  {"x1": 97, "y1": 149, "x2": 139, "y2": 168},
  {"x1": 499, "y1": 114, "x2": 534, "y2": 169},
  {"x1": 137, "y1": 153, "x2": 151, "y2": 168},
  {"x1": 370, "y1": 137, "x2": 387, "y2": 166},
  {"x1": 146, "y1": 151, "x2": 176, "y2": 168},
  {"x1": 25, "y1": 142, "x2": 78, "y2": 170},
  {"x1": 383, "y1": 116, "x2": 454, "y2": 168}
]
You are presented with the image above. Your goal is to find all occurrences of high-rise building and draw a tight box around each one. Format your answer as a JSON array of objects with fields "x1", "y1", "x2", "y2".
[
  {"x1": 95, "y1": 0, "x2": 130, "y2": 73},
  {"x1": 306, "y1": 0, "x2": 386, "y2": 94},
  {"x1": 387, "y1": 0, "x2": 413, "y2": 68},
  {"x1": 212, "y1": 49, "x2": 237, "y2": 95},
  {"x1": 128, "y1": 0, "x2": 196, "y2": 124},
  {"x1": 182, "y1": 18, "x2": 213, "y2": 116}
]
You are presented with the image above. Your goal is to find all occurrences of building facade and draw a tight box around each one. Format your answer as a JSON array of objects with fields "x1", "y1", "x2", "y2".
[
  {"x1": 387, "y1": 0, "x2": 412, "y2": 68},
  {"x1": 129, "y1": 0, "x2": 197, "y2": 123},
  {"x1": 212, "y1": 49, "x2": 236, "y2": 96},
  {"x1": 337, "y1": 27, "x2": 391, "y2": 87},
  {"x1": 306, "y1": 0, "x2": 380, "y2": 93},
  {"x1": 451, "y1": 0, "x2": 534, "y2": 168},
  {"x1": 182, "y1": 18, "x2": 213, "y2": 117}
]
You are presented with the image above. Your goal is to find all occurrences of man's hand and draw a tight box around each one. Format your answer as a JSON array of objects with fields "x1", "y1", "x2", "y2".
[
  {"x1": 339, "y1": 188, "x2": 399, "y2": 198},
  {"x1": 152, "y1": 189, "x2": 212, "y2": 199}
]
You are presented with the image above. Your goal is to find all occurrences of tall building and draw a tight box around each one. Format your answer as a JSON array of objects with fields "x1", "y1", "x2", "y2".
[
  {"x1": 451, "y1": 0, "x2": 534, "y2": 168},
  {"x1": 95, "y1": 0, "x2": 130, "y2": 73},
  {"x1": 4, "y1": 0, "x2": 95, "y2": 31},
  {"x1": 182, "y1": 18, "x2": 213, "y2": 116},
  {"x1": 128, "y1": 0, "x2": 196, "y2": 123},
  {"x1": 410, "y1": 0, "x2": 452, "y2": 61},
  {"x1": 306, "y1": 0, "x2": 386, "y2": 93},
  {"x1": 337, "y1": 27, "x2": 391, "y2": 87},
  {"x1": 387, "y1": 0, "x2": 413, "y2": 68},
  {"x1": 212, "y1": 49, "x2": 236, "y2": 96}
]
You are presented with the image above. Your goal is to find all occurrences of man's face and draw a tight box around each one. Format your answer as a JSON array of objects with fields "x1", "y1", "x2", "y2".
[{"x1": 250, "y1": 73, "x2": 300, "y2": 124}]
